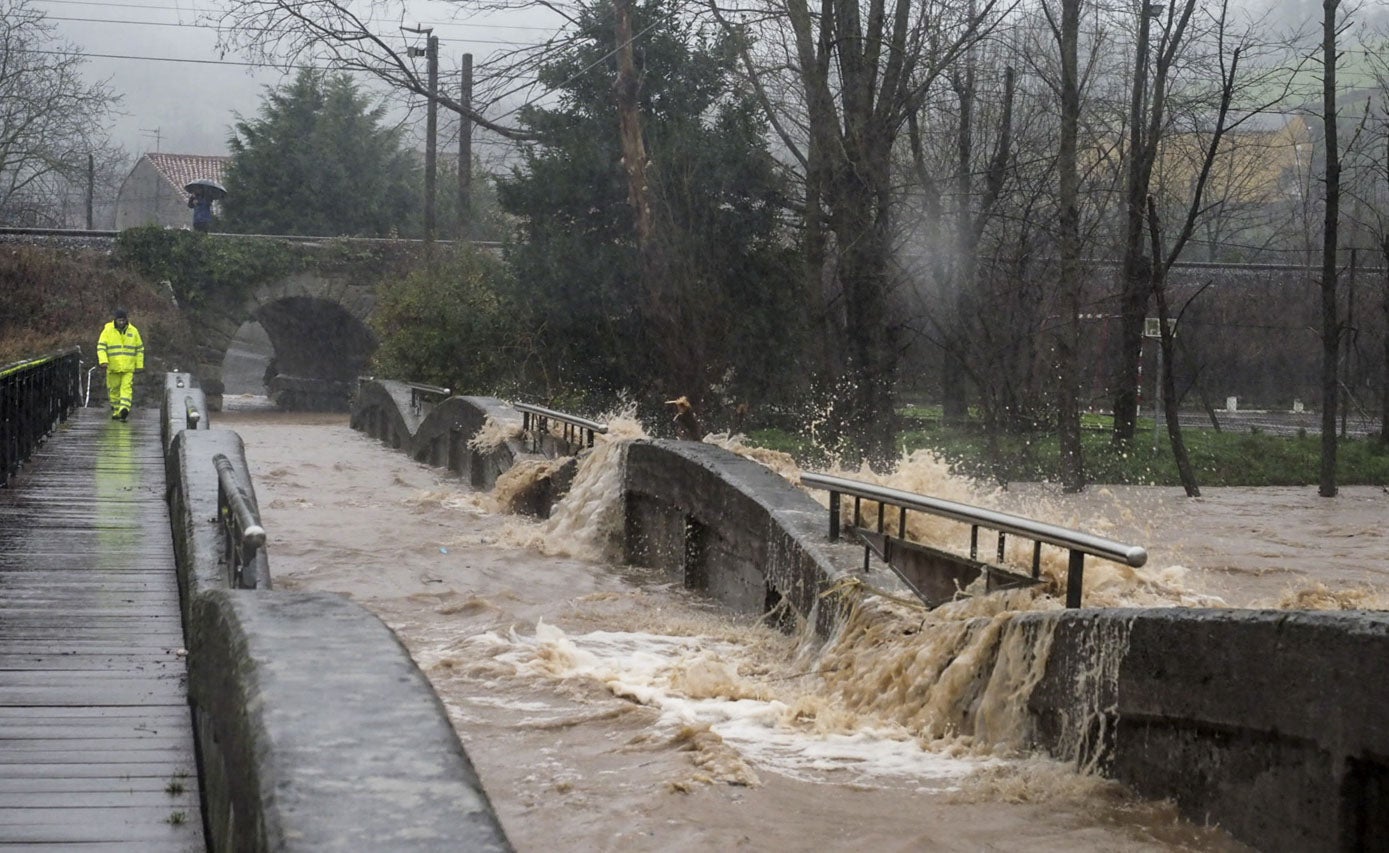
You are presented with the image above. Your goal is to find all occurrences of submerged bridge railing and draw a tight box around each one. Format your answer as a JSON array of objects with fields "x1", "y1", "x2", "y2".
[
  {"x1": 800, "y1": 471, "x2": 1148, "y2": 608},
  {"x1": 0, "y1": 348, "x2": 81, "y2": 487},
  {"x1": 514, "y1": 402, "x2": 607, "y2": 452}
]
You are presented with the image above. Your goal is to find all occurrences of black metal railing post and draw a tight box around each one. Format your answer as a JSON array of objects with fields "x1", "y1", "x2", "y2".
[{"x1": 0, "y1": 349, "x2": 81, "y2": 488}]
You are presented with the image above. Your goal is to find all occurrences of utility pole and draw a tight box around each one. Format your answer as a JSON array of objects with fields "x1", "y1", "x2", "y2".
[
  {"x1": 86, "y1": 153, "x2": 94, "y2": 230},
  {"x1": 404, "y1": 26, "x2": 438, "y2": 244},
  {"x1": 459, "y1": 53, "x2": 473, "y2": 241}
]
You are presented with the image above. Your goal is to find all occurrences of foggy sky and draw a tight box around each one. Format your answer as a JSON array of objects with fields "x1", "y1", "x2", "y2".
[
  {"x1": 43, "y1": 0, "x2": 1371, "y2": 170},
  {"x1": 42, "y1": 0, "x2": 558, "y2": 161}
]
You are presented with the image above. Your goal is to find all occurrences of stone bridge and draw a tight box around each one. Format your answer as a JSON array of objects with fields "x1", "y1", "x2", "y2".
[
  {"x1": 0, "y1": 228, "x2": 422, "y2": 411},
  {"x1": 189, "y1": 270, "x2": 379, "y2": 410}
]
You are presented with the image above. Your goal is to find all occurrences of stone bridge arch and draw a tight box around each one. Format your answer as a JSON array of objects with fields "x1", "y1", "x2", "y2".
[{"x1": 191, "y1": 271, "x2": 378, "y2": 409}]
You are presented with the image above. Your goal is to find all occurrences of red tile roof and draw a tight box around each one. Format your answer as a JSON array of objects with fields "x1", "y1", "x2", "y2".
[{"x1": 144, "y1": 153, "x2": 231, "y2": 194}]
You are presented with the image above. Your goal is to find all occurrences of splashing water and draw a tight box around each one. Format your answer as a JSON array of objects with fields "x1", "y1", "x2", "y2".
[
  {"x1": 1275, "y1": 581, "x2": 1389, "y2": 611},
  {"x1": 469, "y1": 416, "x2": 522, "y2": 453},
  {"x1": 492, "y1": 405, "x2": 649, "y2": 561},
  {"x1": 468, "y1": 617, "x2": 1009, "y2": 791}
]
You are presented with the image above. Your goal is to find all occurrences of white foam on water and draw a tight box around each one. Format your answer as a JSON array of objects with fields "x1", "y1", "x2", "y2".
[{"x1": 477, "y1": 620, "x2": 1005, "y2": 790}]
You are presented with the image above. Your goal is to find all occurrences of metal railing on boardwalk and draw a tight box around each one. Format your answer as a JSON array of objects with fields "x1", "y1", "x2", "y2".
[{"x1": 0, "y1": 348, "x2": 81, "y2": 487}]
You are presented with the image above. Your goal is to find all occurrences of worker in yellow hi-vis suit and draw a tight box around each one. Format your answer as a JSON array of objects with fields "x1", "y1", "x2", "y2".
[{"x1": 96, "y1": 308, "x2": 145, "y2": 421}]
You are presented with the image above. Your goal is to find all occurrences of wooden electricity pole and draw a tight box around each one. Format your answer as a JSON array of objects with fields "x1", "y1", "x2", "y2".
[
  {"x1": 405, "y1": 26, "x2": 439, "y2": 244},
  {"x1": 459, "y1": 53, "x2": 473, "y2": 240}
]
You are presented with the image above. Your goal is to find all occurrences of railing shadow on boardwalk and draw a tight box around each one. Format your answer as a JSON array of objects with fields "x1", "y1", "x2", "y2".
[
  {"x1": 2, "y1": 353, "x2": 512, "y2": 852},
  {"x1": 352, "y1": 375, "x2": 1389, "y2": 853}
]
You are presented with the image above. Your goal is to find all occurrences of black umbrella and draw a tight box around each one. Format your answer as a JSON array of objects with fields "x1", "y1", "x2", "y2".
[{"x1": 185, "y1": 178, "x2": 227, "y2": 200}]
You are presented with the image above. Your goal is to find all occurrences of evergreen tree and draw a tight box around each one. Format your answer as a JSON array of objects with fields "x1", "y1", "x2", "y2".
[
  {"x1": 496, "y1": 0, "x2": 808, "y2": 417},
  {"x1": 222, "y1": 70, "x2": 421, "y2": 237}
]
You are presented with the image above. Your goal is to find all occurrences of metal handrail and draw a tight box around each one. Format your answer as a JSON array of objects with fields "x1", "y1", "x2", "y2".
[
  {"x1": 1, "y1": 348, "x2": 81, "y2": 488},
  {"x1": 799, "y1": 471, "x2": 1147, "y2": 608},
  {"x1": 84, "y1": 365, "x2": 100, "y2": 407},
  {"x1": 405, "y1": 381, "x2": 450, "y2": 414},
  {"x1": 213, "y1": 453, "x2": 266, "y2": 589},
  {"x1": 184, "y1": 396, "x2": 201, "y2": 429},
  {"x1": 513, "y1": 402, "x2": 608, "y2": 451}
]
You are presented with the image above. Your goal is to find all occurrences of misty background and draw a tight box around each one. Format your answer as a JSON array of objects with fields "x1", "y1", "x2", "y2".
[{"x1": 45, "y1": 0, "x2": 562, "y2": 166}]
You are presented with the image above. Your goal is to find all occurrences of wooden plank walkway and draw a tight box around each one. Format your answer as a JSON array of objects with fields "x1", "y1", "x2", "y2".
[{"x1": 0, "y1": 407, "x2": 205, "y2": 851}]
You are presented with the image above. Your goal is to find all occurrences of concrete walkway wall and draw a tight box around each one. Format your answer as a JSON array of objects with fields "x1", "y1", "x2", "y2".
[
  {"x1": 352, "y1": 380, "x2": 1389, "y2": 853},
  {"x1": 161, "y1": 374, "x2": 512, "y2": 852},
  {"x1": 1017, "y1": 607, "x2": 1389, "y2": 853}
]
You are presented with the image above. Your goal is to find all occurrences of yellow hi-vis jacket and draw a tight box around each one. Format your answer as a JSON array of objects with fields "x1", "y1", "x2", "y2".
[{"x1": 97, "y1": 321, "x2": 145, "y2": 372}]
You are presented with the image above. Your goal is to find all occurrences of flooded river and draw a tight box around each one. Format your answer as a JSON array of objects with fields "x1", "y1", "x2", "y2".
[{"x1": 219, "y1": 404, "x2": 1387, "y2": 851}]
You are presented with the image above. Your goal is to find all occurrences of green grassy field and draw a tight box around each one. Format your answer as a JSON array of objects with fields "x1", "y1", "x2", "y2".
[{"x1": 747, "y1": 407, "x2": 1389, "y2": 487}]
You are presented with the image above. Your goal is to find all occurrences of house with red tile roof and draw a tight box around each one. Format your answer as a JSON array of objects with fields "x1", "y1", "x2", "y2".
[{"x1": 115, "y1": 153, "x2": 231, "y2": 230}]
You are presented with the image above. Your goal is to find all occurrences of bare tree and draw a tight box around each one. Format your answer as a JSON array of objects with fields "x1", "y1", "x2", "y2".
[
  {"x1": 0, "y1": 0, "x2": 120, "y2": 226},
  {"x1": 214, "y1": 0, "x2": 548, "y2": 140},
  {"x1": 1037, "y1": 0, "x2": 1086, "y2": 491},
  {"x1": 1318, "y1": 0, "x2": 1345, "y2": 497},
  {"x1": 709, "y1": 0, "x2": 1005, "y2": 464}
]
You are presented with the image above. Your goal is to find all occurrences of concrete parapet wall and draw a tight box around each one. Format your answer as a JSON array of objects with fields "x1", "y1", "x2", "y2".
[
  {"x1": 1017, "y1": 608, "x2": 1389, "y2": 852},
  {"x1": 160, "y1": 373, "x2": 209, "y2": 452},
  {"x1": 165, "y1": 428, "x2": 269, "y2": 620},
  {"x1": 350, "y1": 379, "x2": 536, "y2": 491},
  {"x1": 348, "y1": 379, "x2": 418, "y2": 451},
  {"x1": 161, "y1": 376, "x2": 512, "y2": 852},
  {"x1": 622, "y1": 440, "x2": 887, "y2": 635},
  {"x1": 413, "y1": 395, "x2": 530, "y2": 490},
  {"x1": 188, "y1": 590, "x2": 511, "y2": 852}
]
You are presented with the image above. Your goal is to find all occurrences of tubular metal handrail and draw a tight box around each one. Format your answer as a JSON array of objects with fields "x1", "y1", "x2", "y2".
[
  {"x1": 405, "y1": 381, "x2": 451, "y2": 414},
  {"x1": 799, "y1": 471, "x2": 1147, "y2": 608},
  {"x1": 213, "y1": 453, "x2": 266, "y2": 589},
  {"x1": 184, "y1": 396, "x2": 201, "y2": 430},
  {"x1": 513, "y1": 402, "x2": 608, "y2": 451},
  {"x1": 85, "y1": 365, "x2": 101, "y2": 407}
]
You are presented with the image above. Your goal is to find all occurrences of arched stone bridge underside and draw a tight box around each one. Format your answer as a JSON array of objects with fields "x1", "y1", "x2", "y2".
[{"x1": 191, "y1": 272, "x2": 378, "y2": 409}]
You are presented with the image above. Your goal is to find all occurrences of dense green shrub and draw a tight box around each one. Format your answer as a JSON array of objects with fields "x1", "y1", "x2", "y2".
[
  {"x1": 370, "y1": 246, "x2": 522, "y2": 394},
  {"x1": 114, "y1": 227, "x2": 301, "y2": 306}
]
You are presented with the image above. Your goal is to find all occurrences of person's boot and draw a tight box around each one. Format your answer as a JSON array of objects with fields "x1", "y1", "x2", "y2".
[{"x1": 118, "y1": 408, "x2": 129, "y2": 421}]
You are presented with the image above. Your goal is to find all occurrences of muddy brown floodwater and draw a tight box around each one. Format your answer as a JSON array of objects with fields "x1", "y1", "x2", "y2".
[{"x1": 218, "y1": 405, "x2": 1384, "y2": 852}]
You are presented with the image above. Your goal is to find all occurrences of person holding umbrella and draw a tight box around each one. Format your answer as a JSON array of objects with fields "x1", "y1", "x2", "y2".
[{"x1": 185, "y1": 178, "x2": 226, "y2": 232}]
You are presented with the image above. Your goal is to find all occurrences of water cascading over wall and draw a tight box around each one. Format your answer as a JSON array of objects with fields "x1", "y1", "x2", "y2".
[{"x1": 352, "y1": 378, "x2": 1389, "y2": 853}]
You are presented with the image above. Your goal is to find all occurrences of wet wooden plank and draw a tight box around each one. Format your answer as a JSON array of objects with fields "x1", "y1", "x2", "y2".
[
  {"x1": 0, "y1": 408, "x2": 204, "y2": 849},
  {"x1": 0, "y1": 810, "x2": 202, "y2": 843}
]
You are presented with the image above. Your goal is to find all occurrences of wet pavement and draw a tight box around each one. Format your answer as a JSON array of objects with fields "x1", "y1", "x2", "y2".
[{"x1": 0, "y1": 407, "x2": 203, "y2": 850}]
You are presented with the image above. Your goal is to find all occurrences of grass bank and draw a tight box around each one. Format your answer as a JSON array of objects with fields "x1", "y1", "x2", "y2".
[
  {"x1": 747, "y1": 409, "x2": 1389, "y2": 488},
  {"x1": 0, "y1": 244, "x2": 196, "y2": 369}
]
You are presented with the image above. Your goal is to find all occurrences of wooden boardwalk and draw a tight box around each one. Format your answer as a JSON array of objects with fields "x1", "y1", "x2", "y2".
[{"x1": 0, "y1": 408, "x2": 204, "y2": 851}]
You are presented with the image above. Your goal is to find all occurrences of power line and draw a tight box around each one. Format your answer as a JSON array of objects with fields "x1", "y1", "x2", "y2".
[
  {"x1": 31, "y1": 0, "x2": 562, "y2": 31},
  {"x1": 43, "y1": 14, "x2": 532, "y2": 47},
  {"x1": 23, "y1": 46, "x2": 281, "y2": 67}
]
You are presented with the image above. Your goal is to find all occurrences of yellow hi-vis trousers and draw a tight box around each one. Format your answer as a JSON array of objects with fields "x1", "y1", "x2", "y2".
[{"x1": 107, "y1": 370, "x2": 134, "y2": 416}]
